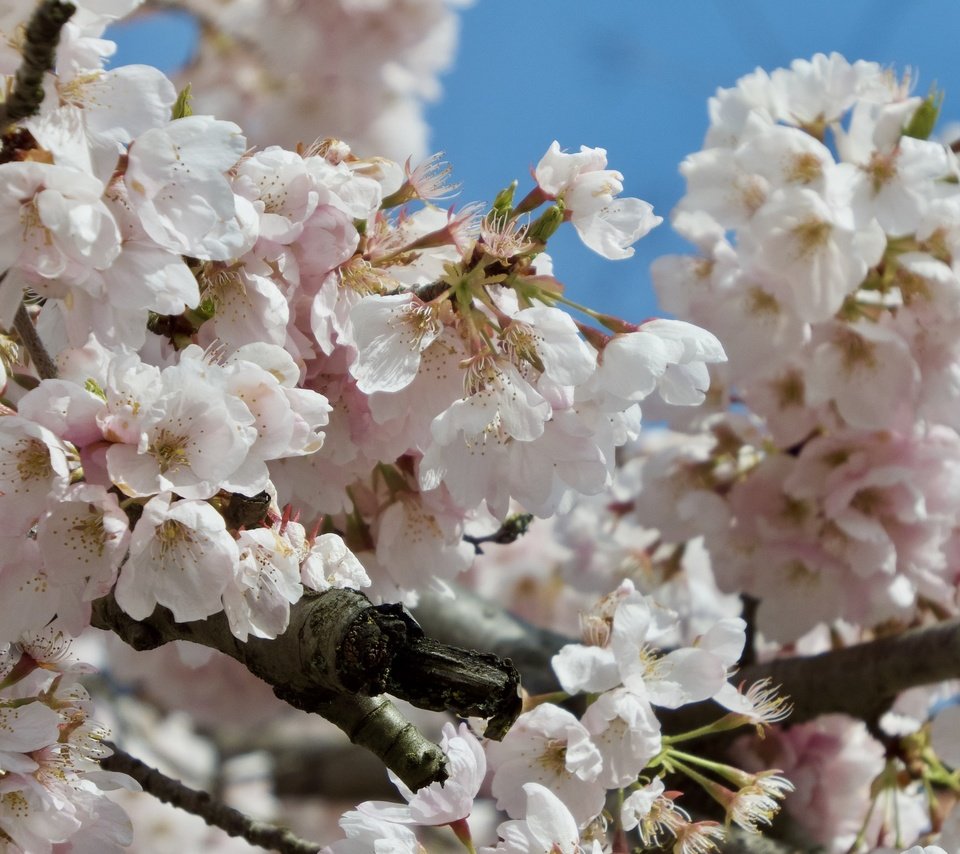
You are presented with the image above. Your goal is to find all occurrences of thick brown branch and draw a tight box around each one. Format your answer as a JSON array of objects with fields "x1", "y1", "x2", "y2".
[
  {"x1": 415, "y1": 587, "x2": 960, "y2": 729},
  {"x1": 738, "y1": 618, "x2": 960, "y2": 726},
  {"x1": 413, "y1": 584, "x2": 569, "y2": 695},
  {"x1": 101, "y1": 743, "x2": 321, "y2": 854},
  {"x1": 92, "y1": 587, "x2": 520, "y2": 790}
]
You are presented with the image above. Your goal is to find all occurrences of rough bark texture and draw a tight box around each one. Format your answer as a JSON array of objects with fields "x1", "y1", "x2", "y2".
[{"x1": 92, "y1": 587, "x2": 521, "y2": 790}]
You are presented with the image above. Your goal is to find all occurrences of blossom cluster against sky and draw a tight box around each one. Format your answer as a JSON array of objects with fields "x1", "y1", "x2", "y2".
[{"x1": 109, "y1": 0, "x2": 960, "y2": 322}]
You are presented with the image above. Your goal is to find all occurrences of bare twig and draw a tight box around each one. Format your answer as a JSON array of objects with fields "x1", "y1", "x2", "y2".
[
  {"x1": 101, "y1": 743, "x2": 322, "y2": 854},
  {"x1": 0, "y1": 0, "x2": 76, "y2": 130},
  {"x1": 462, "y1": 513, "x2": 534, "y2": 554},
  {"x1": 12, "y1": 302, "x2": 57, "y2": 380}
]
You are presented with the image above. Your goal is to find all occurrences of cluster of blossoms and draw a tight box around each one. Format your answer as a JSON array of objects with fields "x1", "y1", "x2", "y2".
[
  {"x1": 464, "y1": 52, "x2": 960, "y2": 852},
  {"x1": 646, "y1": 53, "x2": 960, "y2": 641},
  {"x1": 172, "y1": 0, "x2": 470, "y2": 162},
  {"x1": 320, "y1": 584, "x2": 795, "y2": 853},
  {"x1": 0, "y1": 632, "x2": 137, "y2": 852},
  {"x1": 0, "y1": 0, "x2": 694, "y2": 641},
  {"x1": 0, "y1": 0, "x2": 783, "y2": 851},
  {"x1": 486, "y1": 582, "x2": 793, "y2": 848},
  {"x1": 2, "y1": 0, "x2": 959, "y2": 849}
]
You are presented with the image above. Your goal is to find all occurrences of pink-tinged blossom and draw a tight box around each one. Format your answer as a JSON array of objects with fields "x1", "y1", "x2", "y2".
[
  {"x1": 620, "y1": 777, "x2": 674, "y2": 834},
  {"x1": 221, "y1": 345, "x2": 331, "y2": 467},
  {"x1": 124, "y1": 115, "x2": 256, "y2": 260},
  {"x1": 611, "y1": 596, "x2": 729, "y2": 708},
  {"x1": 847, "y1": 136, "x2": 952, "y2": 235},
  {"x1": 596, "y1": 319, "x2": 726, "y2": 407},
  {"x1": 349, "y1": 294, "x2": 444, "y2": 393},
  {"x1": 0, "y1": 540, "x2": 62, "y2": 644},
  {"x1": 36, "y1": 482, "x2": 130, "y2": 603},
  {"x1": 233, "y1": 146, "x2": 321, "y2": 247},
  {"x1": 742, "y1": 184, "x2": 886, "y2": 323},
  {"x1": 502, "y1": 305, "x2": 596, "y2": 387},
  {"x1": 0, "y1": 704, "x2": 61, "y2": 770},
  {"x1": 198, "y1": 265, "x2": 290, "y2": 350},
  {"x1": 805, "y1": 321, "x2": 918, "y2": 431},
  {"x1": 105, "y1": 366, "x2": 258, "y2": 500},
  {"x1": 784, "y1": 428, "x2": 960, "y2": 616},
  {"x1": 0, "y1": 416, "x2": 72, "y2": 541},
  {"x1": 358, "y1": 722, "x2": 484, "y2": 826},
  {"x1": 733, "y1": 715, "x2": 885, "y2": 854},
  {"x1": 535, "y1": 141, "x2": 661, "y2": 259},
  {"x1": 374, "y1": 493, "x2": 474, "y2": 591},
  {"x1": 0, "y1": 161, "x2": 120, "y2": 283},
  {"x1": 486, "y1": 703, "x2": 604, "y2": 825},
  {"x1": 679, "y1": 125, "x2": 837, "y2": 230},
  {"x1": 581, "y1": 687, "x2": 662, "y2": 788},
  {"x1": 41, "y1": 63, "x2": 177, "y2": 184},
  {"x1": 481, "y1": 782, "x2": 603, "y2": 854},
  {"x1": 418, "y1": 359, "x2": 553, "y2": 515},
  {"x1": 0, "y1": 640, "x2": 138, "y2": 854},
  {"x1": 114, "y1": 493, "x2": 240, "y2": 623},
  {"x1": 222, "y1": 526, "x2": 303, "y2": 641},
  {"x1": 322, "y1": 810, "x2": 421, "y2": 854},
  {"x1": 300, "y1": 533, "x2": 370, "y2": 592}
]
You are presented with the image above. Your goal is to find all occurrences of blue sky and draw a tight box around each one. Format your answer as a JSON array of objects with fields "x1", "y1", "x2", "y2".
[{"x1": 108, "y1": 1, "x2": 960, "y2": 324}]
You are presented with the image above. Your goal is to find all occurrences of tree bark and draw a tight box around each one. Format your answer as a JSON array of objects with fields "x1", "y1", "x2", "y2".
[{"x1": 92, "y1": 587, "x2": 521, "y2": 791}]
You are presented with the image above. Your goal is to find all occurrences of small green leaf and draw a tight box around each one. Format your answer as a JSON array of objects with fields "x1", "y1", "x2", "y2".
[
  {"x1": 903, "y1": 86, "x2": 943, "y2": 140},
  {"x1": 83, "y1": 378, "x2": 106, "y2": 400},
  {"x1": 491, "y1": 180, "x2": 517, "y2": 217},
  {"x1": 172, "y1": 84, "x2": 193, "y2": 120}
]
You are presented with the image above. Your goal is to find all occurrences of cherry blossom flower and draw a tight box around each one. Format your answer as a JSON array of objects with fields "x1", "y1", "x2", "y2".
[
  {"x1": 114, "y1": 493, "x2": 240, "y2": 623},
  {"x1": 300, "y1": 533, "x2": 370, "y2": 591},
  {"x1": 595, "y1": 320, "x2": 726, "y2": 407},
  {"x1": 222, "y1": 526, "x2": 303, "y2": 641},
  {"x1": 125, "y1": 115, "x2": 256, "y2": 260},
  {"x1": 535, "y1": 141, "x2": 661, "y2": 259},
  {"x1": 105, "y1": 362, "x2": 259, "y2": 500},
  {"x1": 481, "y1": 782, "x2": 603, "y2": 854},
  {"x1": 349, "y1": 294, "x2": 444, "y2": 393},
  {"x1": 357, "y1": 722, "x2": 485, "y2": 826},
  {"x1": 0, "y1": 161, "x2": 120, "y2": 283},
  {"x1": 0, "y1": 416, "x2": 72, "y2": 542},
  {"x1": 580, "y1": 687, "x2": 662, "y2": 788},
  {"x1": 486, "y1": 703, "x2": 604, "y2": 825}
]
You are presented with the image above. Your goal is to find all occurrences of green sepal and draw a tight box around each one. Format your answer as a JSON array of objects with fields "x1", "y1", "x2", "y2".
[
  {"x1": 491, "y1": 180, "x2": 517, "y2": 218},
  {"x1": 903, "y1": 86, "x2": 943, "y2": 141},
  {"x1": 172, "y1": 84, "x2": 193, "y2": 120},
  {"x1": 84, "y1": 378, "x2": 107, "y2": 401},
  {"x1": 527, "y1": 201, "x2": 564, "y2": 244}
]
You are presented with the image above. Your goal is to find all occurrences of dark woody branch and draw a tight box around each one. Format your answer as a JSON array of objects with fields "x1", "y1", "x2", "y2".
[
  {"x1": 92, "y1": 587, "x2": 521, "y2": 791},
  {"x1": 101, "y1": 743, "x2": 322, "y2": 854},
  {"x1": 740, "y1": 617, "x2": 960, "y2": 726},
  {"x1": 0, "y1": 0, "x2": 76, "y2": 131},
  {"x1": 414, "y1": 585, "x2": 960, "y2": 728}
]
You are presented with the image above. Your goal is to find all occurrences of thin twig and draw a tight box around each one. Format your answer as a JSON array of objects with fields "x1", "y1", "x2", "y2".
[
  {"x1": 0, "y1": 0, "x2": 76, "y2": 129},
  {"x1": 463, "y1": 513, "x2": 534, "y2": 555},
  {"x1": 12, "y1": 302, "x2": 57, "y2": 380},
  {"x1": 101, "y1": 743, "x2": 322, "y2": 854}
]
